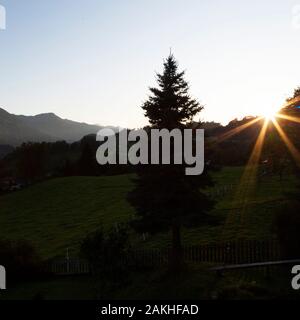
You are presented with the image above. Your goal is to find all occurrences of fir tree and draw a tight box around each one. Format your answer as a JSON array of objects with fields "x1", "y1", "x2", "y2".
[
  {"x1": 128, "y1": 55, "x2": 214, "y2": 270},
  {"x1": 142, "y1": 54, "x2": 202, "y2": 129}
]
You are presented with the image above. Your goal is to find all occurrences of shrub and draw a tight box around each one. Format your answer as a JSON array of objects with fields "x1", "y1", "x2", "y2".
[
  {"x1": 0, "y1": 239, "x2": 45, "y2": 285},
  {"x1": 274, "y1": 200, "x2": 300, "y2": 258},
  {"x1": 80, "y1": 225, "x2": 130, "y2": 285}
]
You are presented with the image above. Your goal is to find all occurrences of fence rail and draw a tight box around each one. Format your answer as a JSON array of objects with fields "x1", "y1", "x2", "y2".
[
  {"x1": 49, "y1": 258, "x2": 90, "y2": 275},
  {"x1": 48, "y1": 240, "x2": 281, "y2": 275},
  {"x1": 183, "y1": 240, "x2": 281, "y2": 264},
  {"x1": 211, "y1": 259, "x2": 300, "y2": 272}
]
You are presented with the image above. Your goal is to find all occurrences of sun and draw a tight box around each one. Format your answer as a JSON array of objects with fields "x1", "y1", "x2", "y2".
[{"x1": 260, "y1": 106, "x2": 279, "y2": 122}]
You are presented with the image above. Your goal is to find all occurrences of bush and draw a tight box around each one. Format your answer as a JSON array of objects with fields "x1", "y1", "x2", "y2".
[
  {"x1": 0, "y1": 239, "x2": 45, "y2": 285},
  {"x1": 80, "y1": 225, "x2": 130, "y2": 285},
  {"x1": 274, "y1": 200, "x2": 300, "y2": 258}
]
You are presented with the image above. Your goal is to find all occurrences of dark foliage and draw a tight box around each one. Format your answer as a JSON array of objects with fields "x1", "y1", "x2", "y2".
[
  {"x1": 0, "y1": 134, "x2": 134, "y2": 183},
  {"x1": 80, "y1": 225, "x2": 130, "y2": 284},
  {"x1": 287, "y1": 86, "x2": 300, "y2": 101},
  {"x1": 0, "y1": 145, "x2": 14, "y2": 160},
  {"x1": 0, "y1": 239, "x2": 45, "y2": 285},
  {"x1": 274, "y1": 201, "x2": 300, "y2": 258},
  {"x1": 142, "y1": 55, "x2": 202, "y2": 129},
  {"x1": 78, "y1": 142, "x2": 97, "y2": 176},
  {"x1": 128, "y1": 54, "x2": 215, "y2": 270}
]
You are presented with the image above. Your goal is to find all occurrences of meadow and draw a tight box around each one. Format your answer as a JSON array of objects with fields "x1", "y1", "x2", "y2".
[{"x1": 0, "y1": 166, "x2": 296, "y2": 259}]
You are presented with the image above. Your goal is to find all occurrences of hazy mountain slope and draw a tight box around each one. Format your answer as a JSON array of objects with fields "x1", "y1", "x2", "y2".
[
  {"x1": 0, "y1": 108, "x2": 56, "y2": 146},
  {"x1": 17, "y1": 113, "x2": 102, "y2": 142},
  {"x1": 0, "y1": 108, "x2": 104, "y2": 146}
]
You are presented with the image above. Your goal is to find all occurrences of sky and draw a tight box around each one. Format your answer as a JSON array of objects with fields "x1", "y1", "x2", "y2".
[{"x1": 0, "y1": 0, "x2": 300, "y2": 128}]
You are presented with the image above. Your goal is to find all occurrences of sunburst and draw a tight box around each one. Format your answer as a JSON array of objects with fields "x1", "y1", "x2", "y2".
[{"x1": 221, "y1": 100, "x2": 300, "y2": 239}]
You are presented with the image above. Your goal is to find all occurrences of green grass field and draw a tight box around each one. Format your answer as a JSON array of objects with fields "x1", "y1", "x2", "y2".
[
  {"x1": 0, "y1": 167, "x2": 297, "y2": 259},
  {"x1": 0, "y1": 175, "x2": 135, "y2": 258}
]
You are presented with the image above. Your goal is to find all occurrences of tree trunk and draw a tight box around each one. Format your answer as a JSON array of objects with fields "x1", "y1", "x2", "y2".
[{"x1": 169, "y1": 222, "x2": 184, "y2": 272}]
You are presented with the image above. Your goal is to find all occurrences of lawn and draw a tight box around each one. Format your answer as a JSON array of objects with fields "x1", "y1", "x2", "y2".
[
  {"x1": 0, "y1": 167, "x2": 297, "y2": 258},
  {"x1": 0, "y1": 175, "x2": 135, "y2": 258}
]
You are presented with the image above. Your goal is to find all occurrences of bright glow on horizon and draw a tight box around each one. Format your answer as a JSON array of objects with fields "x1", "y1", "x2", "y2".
[{"x1": 260, "y1": 106, "x2": 280, "y2": 122}]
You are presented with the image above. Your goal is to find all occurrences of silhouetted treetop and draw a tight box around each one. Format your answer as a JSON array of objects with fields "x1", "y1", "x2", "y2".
[
  {"x1": 286, "y1": 86, "x2": 300, "y2": 104},
  {"x1": 292, "y1": 87, "x2": 300, "y2": 99},
  {"x1": 142, "y1": 54, "x2": 203, "y2": 129}
]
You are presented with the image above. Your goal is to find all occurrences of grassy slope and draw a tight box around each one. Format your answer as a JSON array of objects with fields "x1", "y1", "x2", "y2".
[
  {"x1": 0, "y1": 167, "x2": 297, "y2": 258},
  {"x1": 0, "y1": 175, "x2": 134, "y2": 258}
]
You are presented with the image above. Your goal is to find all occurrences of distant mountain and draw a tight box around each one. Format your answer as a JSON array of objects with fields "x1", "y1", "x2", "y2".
[
  {"x1": 0, "y1": 108, "x2": 55, "y2": 146},
  {"x1": 17, "y1": 112, "x2": 103, "y2": 143},
  {"x1": 0, "y1": 108, "x2": 106, "y2": 146}
]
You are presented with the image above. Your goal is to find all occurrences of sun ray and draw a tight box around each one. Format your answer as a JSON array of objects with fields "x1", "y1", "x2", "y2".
[
  {"x1": 215, "y1": 116, "x2": 263, "y2": 144},
  {"x1": 245, "y1": 118, "x2": 269, "y2": 169},
  {"x1": 221, "y1": 98, "x2": 300, "y2": 240},
  {"x1": 276, "y1": 113, "x2": 300, "y2": 125},
  {"x1": 283, "y1": 95, "x2": 300, "y2": 108},
  {"x1": 222, "y1": 119, "x2": 269, "y2": 239},
  {"x1": 272, "y1": 118, "x2": 300, "y2": 166}
]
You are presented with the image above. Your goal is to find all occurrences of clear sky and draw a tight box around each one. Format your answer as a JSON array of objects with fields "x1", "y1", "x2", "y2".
[{"x1": 0, "y1": 0, "x2": 300, "y2": 127}]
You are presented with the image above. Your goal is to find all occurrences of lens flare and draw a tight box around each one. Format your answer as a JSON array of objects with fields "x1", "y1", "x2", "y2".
[
  {"x1": 261, "y1": 108, "x2": 278, "y2": 122},
  {"x1": 221, "y1": 101, "x2": 300, "y2": 240}
]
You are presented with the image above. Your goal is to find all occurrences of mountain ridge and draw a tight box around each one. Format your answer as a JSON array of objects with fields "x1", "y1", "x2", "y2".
[{"x1": 0, "y1": 107, "x2": 105, "y2": 146}]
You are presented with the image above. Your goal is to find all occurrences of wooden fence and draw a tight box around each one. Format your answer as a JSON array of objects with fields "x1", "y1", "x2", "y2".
[
  {"x1": 49, "y1": 240, "x2": 281, "y2": 275},
  {"x1": 49, "y1": 258, "x2": 90, "y2": 275},
  {"x1": 183, "y1": 240, "x2": 281, "y2": 264}
]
